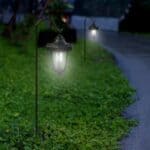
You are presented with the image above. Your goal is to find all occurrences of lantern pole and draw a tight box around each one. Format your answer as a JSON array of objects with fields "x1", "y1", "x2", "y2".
[
  {"x1": 83, "y1": 18, "x2": 87, "y2": 62},
  {"x1": 33, "y1": 0, "x2": 58, "y2": 137},
  {"x1": 35, "y1": 24, "x2": 39, "y2": 137}
]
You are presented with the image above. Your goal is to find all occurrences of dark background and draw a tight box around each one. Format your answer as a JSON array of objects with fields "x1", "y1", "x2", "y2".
[{"x1": 0, "y1": 0, "x2": 150, "y2": 32}]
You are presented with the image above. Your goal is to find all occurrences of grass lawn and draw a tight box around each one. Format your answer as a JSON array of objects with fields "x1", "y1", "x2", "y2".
[
  {"x1": 0, "y1": 28, "x2": 135, "y2": 149},
  {"x1": 134, "y1": 32, "x2": 150, "y2": 38}
]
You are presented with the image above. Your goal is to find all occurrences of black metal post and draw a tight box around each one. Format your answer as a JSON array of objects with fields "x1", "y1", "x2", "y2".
[
  {"x1": 83, "y1": 18, "x2": 87, "y2": 62},
  {"x1": 35, "y1": 25, "x2": 39, "y2": 136}
]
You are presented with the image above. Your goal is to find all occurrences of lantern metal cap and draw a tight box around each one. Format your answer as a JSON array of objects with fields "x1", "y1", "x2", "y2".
[
  {"x1": 46, "y1": 35, "x2": 72, "y2": 51},
  {"x1": 89, "y1": 22, "x2": 99, "y2": 30}
]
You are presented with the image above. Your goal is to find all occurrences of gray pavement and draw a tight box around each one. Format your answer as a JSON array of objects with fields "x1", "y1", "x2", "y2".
[
  {"x1": 99, "y1": 31, "x2": 150, "y2": 150},
  {"x1": 79, "y1": 30, "x2": 150, "y2": 150}
]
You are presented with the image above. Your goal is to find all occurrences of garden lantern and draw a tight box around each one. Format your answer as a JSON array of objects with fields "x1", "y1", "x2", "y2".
[
  {"x1": 89, "y1": 22, "x2": 99, "y2": 38},
  {"x1": 46, "y1": 35, "x2": 72, "y2": 73},
  {"x1": 61, "y1": 15, "x2": 69, "y2": 23}
]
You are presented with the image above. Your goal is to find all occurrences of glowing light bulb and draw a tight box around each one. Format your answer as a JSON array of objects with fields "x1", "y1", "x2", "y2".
[
  {"x1": 91, "y1": 29, "x2": 97, "y2": 36},
  {"x1": 62, "y1": 16, "x2": 68, "y2": 23},
  {"x1": 52, "y1": 51, "x2": 67, "y2": 73}
]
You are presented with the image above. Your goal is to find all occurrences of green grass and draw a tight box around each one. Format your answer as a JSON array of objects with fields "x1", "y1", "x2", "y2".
[
  {"x1": 0, "y1": 29, "x2": 135, "y2": 149},
  {"x1": 134, "y1": 32, "x2": 150, "y2": 38},
  {"x1": 0, "y1": 24, "x2": 4, "y2": 34},
  {"x1": 139, "y1": 33, "x2": 150, "y2": 38}
]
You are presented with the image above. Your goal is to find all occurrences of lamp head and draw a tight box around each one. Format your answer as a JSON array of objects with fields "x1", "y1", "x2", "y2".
[
  {"x1": 88, "y1": 22, "x2": 99, "y2": 37},
  {"x1": 46, "y1": 35, "x2": 72, "y2": 74},
  {"x1": 89, "y1": 22, "x2": 99, "y2": 31}
]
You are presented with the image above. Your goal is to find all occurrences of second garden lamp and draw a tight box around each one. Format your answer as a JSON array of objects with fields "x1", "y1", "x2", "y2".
[
  {"x1": 89, "y1": 22, "x2": 99, "y2": 37},
  {"x1": 46, "y1": 35, "x2": 72, "y2": 74}
]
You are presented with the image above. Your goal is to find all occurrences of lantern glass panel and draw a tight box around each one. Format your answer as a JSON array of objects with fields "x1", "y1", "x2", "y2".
[
  {"x1": 91, "y1": 29, "x2": 97, "y2": 36},
  {"x1": 52, "y1": 51, "x2": 67, "y2": 73}
]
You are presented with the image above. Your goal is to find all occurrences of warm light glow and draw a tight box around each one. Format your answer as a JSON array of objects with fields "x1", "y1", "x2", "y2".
[
  {"x1": 52, "y1": 51, "x2": 67, "y2": 73},
  {"x1": 62, "y1": 17, "x2": 68, "y2": 23},
  {"x1": 62, "y1": 15, "x2": 69, "y2": 23}
]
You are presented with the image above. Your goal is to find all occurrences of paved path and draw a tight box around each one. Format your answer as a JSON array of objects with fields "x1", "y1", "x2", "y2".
[
  {"x1": 78, "y1": 30, "x2": 150, "y2": 150},
  {"x1": 98, "y1": 31, "x2": 150, "y2": 150}
]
